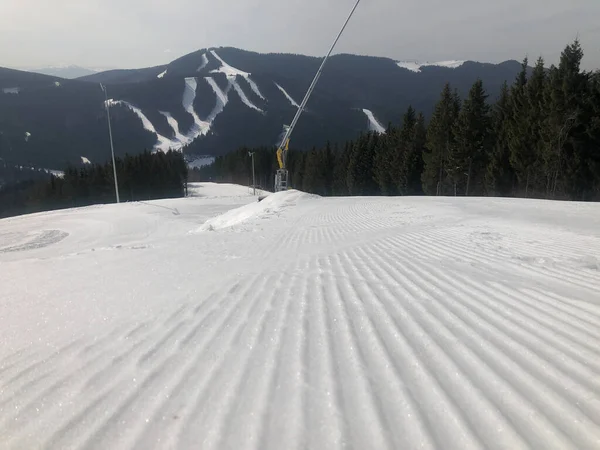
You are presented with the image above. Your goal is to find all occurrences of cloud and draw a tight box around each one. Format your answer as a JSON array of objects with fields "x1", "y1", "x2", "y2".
[{"x1": 1, "y1": 0, "x2": 599, "y2": 70}]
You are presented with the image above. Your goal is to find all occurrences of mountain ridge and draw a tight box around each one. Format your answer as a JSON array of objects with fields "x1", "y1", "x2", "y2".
[{"x1": 0, "y1": 47, "x2": 526, "y2": 171}]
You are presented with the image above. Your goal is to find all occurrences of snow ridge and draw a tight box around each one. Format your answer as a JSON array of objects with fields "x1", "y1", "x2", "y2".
[
  {"x1": 397, "y1": 60, "x2": 465, "y2": 73},
  {"x1": 362, "y1": 109, "x2": 386, "y2": 134},
  {"x1": 275, "y1": 83, "x2": 300, "y2": 108}
]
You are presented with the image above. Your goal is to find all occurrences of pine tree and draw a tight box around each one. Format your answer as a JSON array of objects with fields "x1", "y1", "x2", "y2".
[
  {"x1": 347, "y1": 132, "x2": 379, "y2": 195},
  {"x1": 422, "y1": 83, "x2": 460, "y2": 195},
  {"x1": 302, "y1": 146, "x2": 320, "y2": 194},
  {"x1": 373, "y1": 126, "x2": 396, "y2": 195},
  {"x1": 508, "y1": 57, "x2": 537, "y2": 195},
  {"x1": 540, "y1": 41, "x2": 586, "y2": 198},
  {"x1": 449, "y1": 79, "x2": 492, "y2": 196},
  {"x1": 406, "y1": 112, "x2": 426, "y2": 195},
  {"x1": 332, "y1": 141, "x2": 351, "y2": 196},
  {"x1": 392, "y1": 106, "x2": 422, "y2": 195},
  {"x1": 487, "y1": 82, "x2": 515, "y2": 195}
]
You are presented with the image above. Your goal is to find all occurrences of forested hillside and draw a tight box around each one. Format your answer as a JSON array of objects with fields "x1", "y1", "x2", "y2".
[
  {"x1": 1, "y1": 47, "x2": 525, "y2": 170},
  {"x1": 0, "y1": 151, "x2": 187, "y2": 218},
  {"x1": 199, "y1": 41, "x2": 600, "y2": 201}
]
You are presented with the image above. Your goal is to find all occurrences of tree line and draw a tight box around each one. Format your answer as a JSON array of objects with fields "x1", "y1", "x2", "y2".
[
  {"x1": 0, "y1": 150, "x2": 188, "y2": 218},
  {"x1": 197, "y1": 40, "x2": 600, "y2": 201}
]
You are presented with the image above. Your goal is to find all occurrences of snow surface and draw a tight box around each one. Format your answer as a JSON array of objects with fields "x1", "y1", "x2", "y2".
[
  {"x1": 157, "y1": 69, "x2": 167, "y2": 79},
  {"x1": 210, "y1": 50, "x2": 266, "y2": 100},
  {"x1": 183, "y1": 77, "x2": 211, "y2": 138},
  {"x1": 109, "y1": 75, "x2": 232, "y2": 152},
  {"x1": 2, "y1": 87, "x2": 20, "y2": 94},
  {"x1": 363, "y1": 108, "x2": 386, "y2": 133},
  {"x1": 2, "y1": 185, "x2": 600, "y2": 449},
  {"x1": 275, "y1": 82, "x2": 300, "y2": 108},
  {"x1": 231, "y1": 79, "x2": 264, "y2": 113},
  {"x1": 80, "y1": 156, "x2": 91, "y2": 165},
  {"x1": 197, "y1": 53, "x2": 209, "y2": 72},
  {"x1": 108, "y1": 100, "x2": 176, "y2": 152},
  {"x1": 397, "y1": 60, "x2": 466, "y2": 73},
  {"x1": 159, "y1": 111, "x2": 187, "y2": 143}
]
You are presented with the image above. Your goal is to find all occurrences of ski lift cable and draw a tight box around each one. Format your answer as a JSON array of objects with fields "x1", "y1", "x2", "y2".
[{"x1": 276, "y1": 0, "x2": 362, "y2": 170}]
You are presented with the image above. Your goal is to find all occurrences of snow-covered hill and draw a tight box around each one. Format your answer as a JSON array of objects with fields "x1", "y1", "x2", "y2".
[{"x1": 2, "y1": 185, "x2": 599, "y2": 449}]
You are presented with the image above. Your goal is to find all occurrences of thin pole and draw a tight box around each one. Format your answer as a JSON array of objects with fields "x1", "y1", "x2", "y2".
[
  {"x1": 249, "y1": 151, "x2": 256, "y2": 196},
  {"x1": 101, "y1": 83, "x2": 120, "y2": 203},
  {"x1": 277, "y1": 0, "x2": 362, "y2": 169}
]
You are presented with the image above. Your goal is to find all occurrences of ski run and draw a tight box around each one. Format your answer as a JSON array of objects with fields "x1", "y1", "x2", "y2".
[
  {"x1": 1, "y1": 184, "x2": 600, "y2": 449},
  {"x1": 363, "y1": 108, "x2": 386, "y2": 134}
]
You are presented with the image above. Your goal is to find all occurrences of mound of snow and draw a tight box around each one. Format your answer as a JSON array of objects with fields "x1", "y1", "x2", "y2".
[
  {"x1": 195, "y1": 190, "x2": 317, "y2": 232},
  {"x1": 187, "y1": 182, "x2": 256, "y2": 199}
]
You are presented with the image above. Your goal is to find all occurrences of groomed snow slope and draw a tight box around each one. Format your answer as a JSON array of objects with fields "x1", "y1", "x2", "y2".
[{"x1": 1, "y1": 185, "x2": 600, "y2": 450}]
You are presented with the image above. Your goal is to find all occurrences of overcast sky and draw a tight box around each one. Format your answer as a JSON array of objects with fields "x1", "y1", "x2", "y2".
[{"x1": 2, "y1": 0, "x2": 599, "y2": 70}]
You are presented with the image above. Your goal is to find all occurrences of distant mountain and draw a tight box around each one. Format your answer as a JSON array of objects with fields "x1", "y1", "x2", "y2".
[
  {"x1": 0, "y1": 48, "x2": 525, "y2": 171},
  {"x1": 29, "y1": 65, "x2": 100, "y2": 79}
]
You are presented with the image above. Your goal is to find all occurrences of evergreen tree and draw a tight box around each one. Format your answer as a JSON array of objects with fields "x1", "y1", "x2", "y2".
[
  {"x1": 347, "y1": 132, "x2": 379, "y2": 195},
  {"x1": 449, "y1": 79, "x2": 493, "y2": 195},
  {"x1": 540, "y1": 40, "x2": 586, "y2": 198},
  {"x1": 373, "y1": 126, "x2": 396, "y2": 195},
  {"x1": 508, "y1": 57, "x2": 537, "y2": 195},
  {"x1": 332, "y1": 142, "x2": 351, "y2": 196},
  {"x1": 392, "y1": 106, "x2": 423, "y2": 195},
  {"x1": 406, "y1": 112, "x2": 426, "y2": 195},
  {"x1": 487, "y1": 82, "x2": 515, "y2": 195},
  {"x1": 422, "y1": 83, "x2": 460, "y2": 195}
]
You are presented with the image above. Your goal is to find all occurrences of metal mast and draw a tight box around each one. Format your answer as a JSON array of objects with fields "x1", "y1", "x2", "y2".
[
  {"x1": 100, "y1": 83, "x2": 120, "y2": 203},
  {"x1": 274, "y1": 0, "x2": 362, "y2": 192}
]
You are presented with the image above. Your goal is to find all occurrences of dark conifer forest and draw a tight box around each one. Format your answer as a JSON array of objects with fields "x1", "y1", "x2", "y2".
[
  {"x1": 198, "y1": 41, "x2": 600, "y2": 202},
  {"x1": 0, "y1": 151, "x2": 188, "y2": 218}
]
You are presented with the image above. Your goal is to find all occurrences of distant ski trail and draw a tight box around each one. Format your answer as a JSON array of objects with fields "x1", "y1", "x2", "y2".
[
  {"x1": 275, "y1": 82, "x2": 300, "y2": 108},
  {"x1": 108, "y1": 100, "x2": 176, "y2": 151},
  {"x1": 231, "y1": 79, "x2": 264, "y2": 113},
  {"x1": 362, "y1": 108, "x2": 386, "y2": 133},
  {"x1": 210, "y1": 50, "x2": 265, "y2": 100},
  {"x1": 1, "y1": 192, "x2": 600, "y2": 449},
  {"x1": 197, "y1": 53, "x2": 209, "y2": 72}
]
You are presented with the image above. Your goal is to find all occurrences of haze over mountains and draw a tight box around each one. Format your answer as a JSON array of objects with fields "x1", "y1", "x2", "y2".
[
  {"x1": 27, "y1": 65, "x2": 100, "y2": 79},
  {"x1": 1, "y1": 47, "x2": 526, "y2": 171}
]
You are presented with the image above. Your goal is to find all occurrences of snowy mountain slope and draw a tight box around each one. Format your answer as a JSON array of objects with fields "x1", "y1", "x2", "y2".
[
  {"x1": 1, "y1": 185, "x2": 600, "y2": 449},
  {"x1": 1, "y1": 49, "x2": 525, "y2": 169}
]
